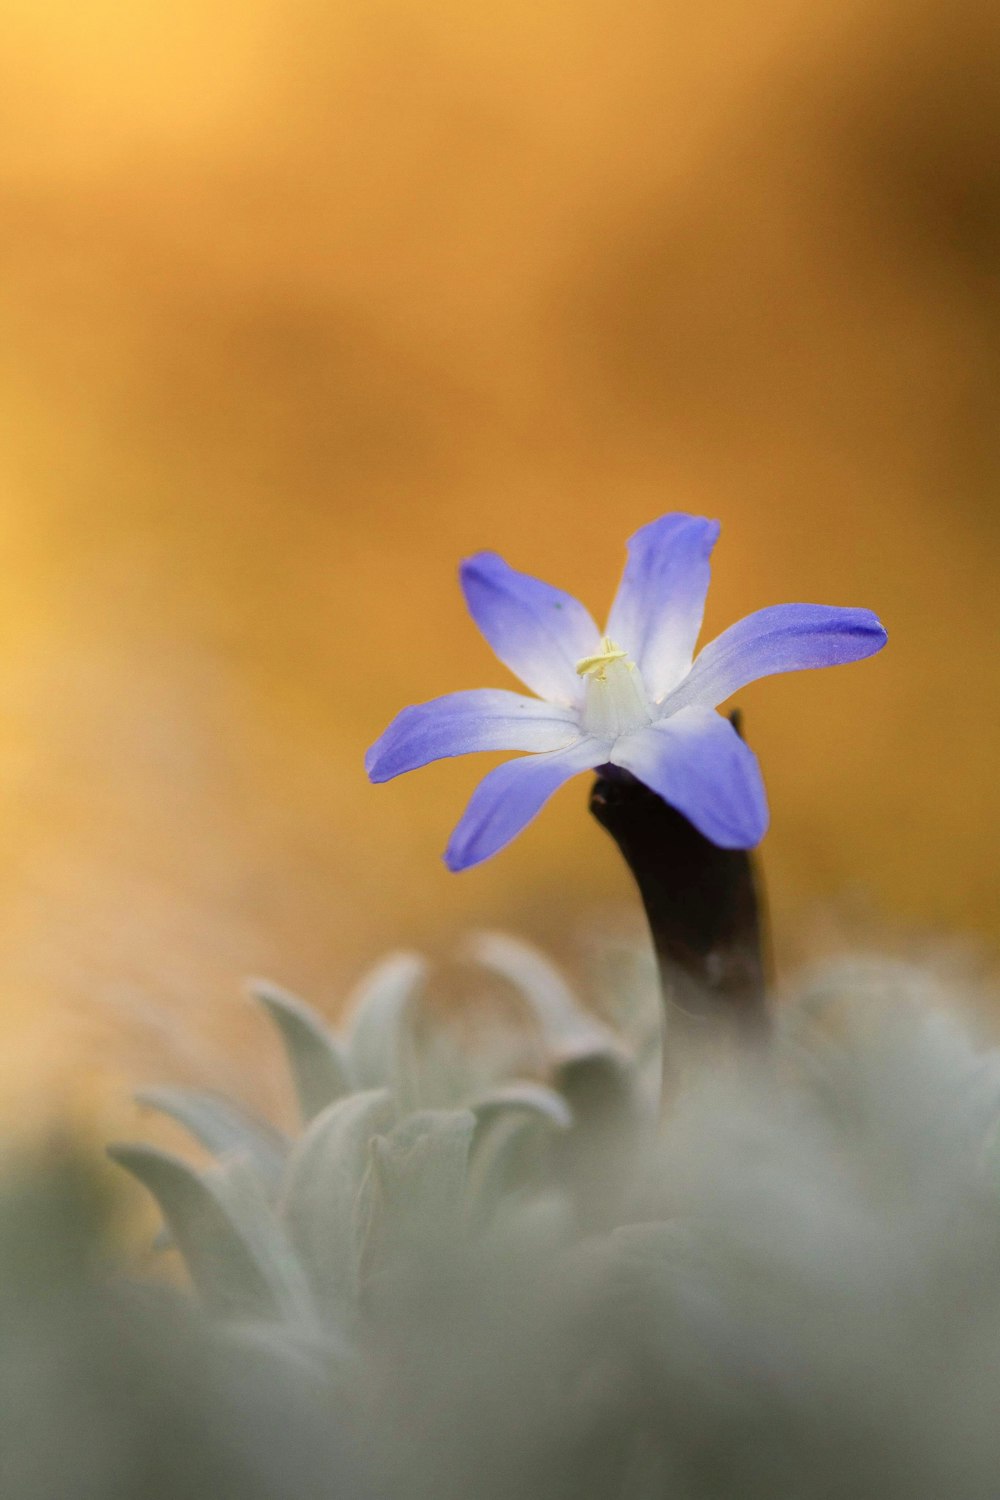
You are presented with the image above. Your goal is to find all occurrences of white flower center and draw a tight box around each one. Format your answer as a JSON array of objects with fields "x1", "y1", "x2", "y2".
[{"x1": 575, "y1": 637, "x2": 653, "y2": 742}]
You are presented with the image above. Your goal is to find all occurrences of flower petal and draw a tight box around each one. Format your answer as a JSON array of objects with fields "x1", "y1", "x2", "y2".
[
  {"x1": 366, "y1": 690, "x2": 580, "y2": 782},
  {"x1": 611, "y1": 707, "x2": 769, "y2": 849},
  {"x1": 665, "y1": 604, "x2": 888, "y2": 712},
  {"x1": 460, "y1": 552, "x2": 600, "y2": 704},
  {"x1": 444, "y1": 738, "x2": 601, "y2": 871},
  {"x1": 605, "y1": 514, "x2": 720, "y2": 702}
]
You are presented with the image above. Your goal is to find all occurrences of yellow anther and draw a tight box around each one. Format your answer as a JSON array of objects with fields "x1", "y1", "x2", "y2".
[{"x1": 575, "y1": 637, "x2": 629, "y2": 680}]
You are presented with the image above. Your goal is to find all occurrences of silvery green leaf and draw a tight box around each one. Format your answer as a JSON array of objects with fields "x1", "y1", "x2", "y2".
[
  {"x1": 282, "y1": 1088, "x2": 396, "y2": 1317},
  {"x1": 554, "y1": 1050, "x2": 641, "y2": 1228},
  {"x1": 471, "y1": 1081, "x2": 574, "y2": 1131},
  {"x1": 555, "y1": 1047, "x2": 637, "y2": 1126},
  {"x1": 464, "y1": 931, "x2": 619, "y2": 1063},
  {"x1": 357, "y1": 1109, "x2": 475, "y2": 1280},
  {"x1": 400, "y1": 1007, "x2": 540, "y2": 1109},
  {"x1": 248, "y1": 978, "x2": 350, "y2": 1124},
  {"x1": 136, "y1": 1086, "x2": 288, "y2": 1191},
  {"x1": 465, "y1": 1085, "x2": 572, "y2": 1219},
  {"x1": 107, "y1": 1143, "x2": 282, "y2": 1320},
  {"x1": 371, "y1": 1108, "x2": 476, "y2": 1218},
  {"x1": 466, "y1": 1108, "x2": 555, "y2": 1221},
  {"x1": 342, "y1": 952, "x2": 426, "y2": 1103},
  {"x1": 395, "y1": 1020, "x2": 483, "y2": 1110},
  {"x1": 209, "y1": 1157, "x2": 317, "y2": 1327}
]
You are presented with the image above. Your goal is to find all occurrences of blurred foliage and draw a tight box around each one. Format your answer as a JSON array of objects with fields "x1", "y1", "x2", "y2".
[
  {"x1": 0, "y1": 1147, "x2": 362, "y2": 1500},
  {"x1": 4, "y1": 940, "x2": 1000, "y2": 1497}
]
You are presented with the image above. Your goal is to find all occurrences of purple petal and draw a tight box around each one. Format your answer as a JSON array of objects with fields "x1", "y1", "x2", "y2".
[
  {"x1": 666, "y1": 604, "x2": 888, "y2": 712},
  {"x1": 611, "y1": 708, "x2": 769, "y2": 849},
  {"x1": 460, "y1": 552, "x2": 600, "y2": 704},
  {"x1": 366, "y1": 690, "x2": 580, "y2": 782},
  {"x1": 444, "y1": 738, "x2": 601, "y2": 871},
  {"x1": 605, "y1": 514, "x2": 720, "y2": 702}
]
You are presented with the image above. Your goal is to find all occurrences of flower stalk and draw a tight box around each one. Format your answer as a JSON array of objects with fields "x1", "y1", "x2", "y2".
[{"x1": 589, "y1": 712, "x2": 769, "y2": 1077}]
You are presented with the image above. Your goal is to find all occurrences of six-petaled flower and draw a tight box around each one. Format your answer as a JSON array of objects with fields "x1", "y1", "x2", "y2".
[{"x1": 366, "y1": 515, "x2": 887, "y2": 871}]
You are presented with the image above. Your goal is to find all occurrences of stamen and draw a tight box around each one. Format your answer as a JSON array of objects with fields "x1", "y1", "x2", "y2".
[
  {"x1": 576, "y1": 637, "x2": 629, "y2": 681},
  {"x1": 576, "y1": 638, "x2": 653, "y2": 740}
]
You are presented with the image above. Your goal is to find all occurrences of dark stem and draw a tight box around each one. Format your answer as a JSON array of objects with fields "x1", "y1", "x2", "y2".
[{"x1": 589, "y1": 713, "x2": 770, "y2": 1058}]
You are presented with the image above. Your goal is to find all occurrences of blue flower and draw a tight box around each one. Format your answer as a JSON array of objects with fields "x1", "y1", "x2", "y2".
[{"x1": 366, "y1": 515, "x2": 887, "y2": 871}]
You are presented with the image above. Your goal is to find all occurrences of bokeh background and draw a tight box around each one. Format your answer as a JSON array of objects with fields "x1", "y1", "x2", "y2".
[{"x1": 1, "y1": 0, "x2": 998, "y2": 1123}]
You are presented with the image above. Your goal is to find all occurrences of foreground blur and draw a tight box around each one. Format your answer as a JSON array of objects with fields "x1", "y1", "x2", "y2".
[
  {"x1": 9, "y1": 946, "x2": 1000, "y2": 1499},
  {"x1": 0, "y1": 0, "x2": 998, "y2": 1113}
]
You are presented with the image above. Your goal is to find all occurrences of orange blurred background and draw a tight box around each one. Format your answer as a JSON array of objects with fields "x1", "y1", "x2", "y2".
[{"x1": 0, "y1": 0, "x2": 998, "y2": 1121}]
